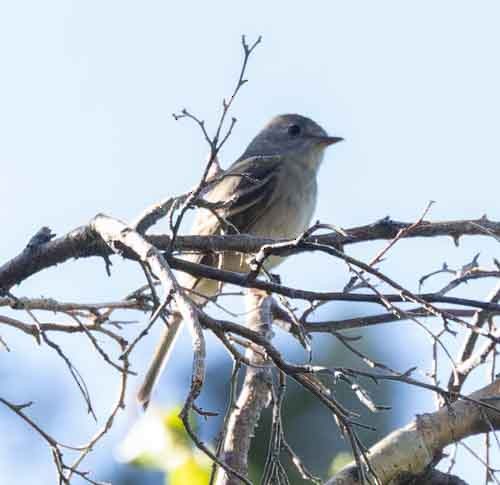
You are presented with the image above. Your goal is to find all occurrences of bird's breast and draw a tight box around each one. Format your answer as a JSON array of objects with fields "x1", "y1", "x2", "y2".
[{"x1": 251, "y1": 166, "x2": 317, "y2": 240}]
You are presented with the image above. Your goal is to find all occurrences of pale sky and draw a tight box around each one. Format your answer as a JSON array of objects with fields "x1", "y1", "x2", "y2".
[{"x1": 1, "y1": 1, "x2": 500, "y2": 483}]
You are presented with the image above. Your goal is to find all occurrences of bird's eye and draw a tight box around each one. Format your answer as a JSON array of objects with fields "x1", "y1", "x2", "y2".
[{"x1": 287, "y1": 124, "x2": 301, "y2": 137}]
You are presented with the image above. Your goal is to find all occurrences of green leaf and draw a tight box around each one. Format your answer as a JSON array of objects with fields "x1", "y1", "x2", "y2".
[
  {"x1": 169, "y1": 457, "x2": 211, "y2": 485},
  {"x1": 329, "y1": 452, "x2": 353, "y2": 475}
]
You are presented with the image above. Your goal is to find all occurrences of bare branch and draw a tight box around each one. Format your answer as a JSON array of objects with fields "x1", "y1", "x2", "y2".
[
  {"x1": 447, "y1": 282, "x2": 500, "y2": 397},
  {"x1": 213, "y1": 289, "x2": 273, "y2": 484},
  {"x1": 2, "y1": 217, "x2": 500, "y2": 292},
  {"x1": 326, "y1": 378, "x2": 500, "y2": 485}
]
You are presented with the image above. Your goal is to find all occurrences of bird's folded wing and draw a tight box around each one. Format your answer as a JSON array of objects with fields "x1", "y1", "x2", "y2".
[{"x1": 195, "y1": 155, "x2": 282, "y2": 235}]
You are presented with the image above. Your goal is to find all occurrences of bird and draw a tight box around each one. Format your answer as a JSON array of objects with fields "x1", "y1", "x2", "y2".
[{"x1": 137, "y1": 113, "x2": 343, "y2": 406}]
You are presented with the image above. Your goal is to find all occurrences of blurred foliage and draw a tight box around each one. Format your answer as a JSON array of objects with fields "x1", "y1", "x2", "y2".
[
  {"x1": 117, "y1": 406, "x2": 211, "y2": 485},
  {"x1": 169, "y1": 457, "x2": 211, "y2": 485},
  {"x1": 242, "y1": 326, "x2": 400, "y2": 484},
  {"x1": 329, "y1": 452, "x2": 354, "y2": 475},
  {"x1": 112, "y1": 310, "x2": 407, "y2": 484}
]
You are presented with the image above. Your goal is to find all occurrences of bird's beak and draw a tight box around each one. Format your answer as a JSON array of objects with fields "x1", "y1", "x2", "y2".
[{"x1": 319, "y1": 136, "x2": 344, "y2": 146}]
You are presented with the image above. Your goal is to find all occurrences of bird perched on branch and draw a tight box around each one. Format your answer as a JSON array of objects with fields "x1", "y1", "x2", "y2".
[{"x1": 137, "y1": 113, "x2": 343, "y2": 406}]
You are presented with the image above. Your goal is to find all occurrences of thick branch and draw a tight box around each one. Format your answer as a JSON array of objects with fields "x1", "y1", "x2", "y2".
[
  {"x1": 406, "y1": 469, "x2": 469, "y2": 485},
  {"x1": 214, "y1": 290, "x2": 273, "y2": 484},
  {"x1": 326, "y1": 379, "x2": 500, "y2": 485},
  {"x1": 2, "y1": 217, "x2": 499, "y2": 292}
]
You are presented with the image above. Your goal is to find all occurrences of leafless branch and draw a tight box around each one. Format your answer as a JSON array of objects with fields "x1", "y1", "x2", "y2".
[
  {"x1": 2, "y1": 217, "x2": 500, "y2": 293},
  {"x1": 213, "y1": 289, "x2": 273, "y2": 484},
  {"x1": 2, "y1": 36, "x2": 499, "y2": 485},
  {"x1": 326, "y1": 379, "x2": 500, "y2": 485}
]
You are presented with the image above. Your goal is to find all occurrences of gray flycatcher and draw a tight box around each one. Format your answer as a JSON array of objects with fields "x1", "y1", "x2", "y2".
[{"x1": 137, "y1": 113, "x2": 343, "y2": 405}]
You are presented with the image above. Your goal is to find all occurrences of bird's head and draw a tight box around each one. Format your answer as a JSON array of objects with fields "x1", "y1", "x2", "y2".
[{"x1": 241, "y1": 113, "x2": 343, "y2": 171}]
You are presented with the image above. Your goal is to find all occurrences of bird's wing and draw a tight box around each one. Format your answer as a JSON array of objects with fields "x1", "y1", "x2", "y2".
[{"x1": 193, "y1": 155, "x2": 282, "y2": 236}]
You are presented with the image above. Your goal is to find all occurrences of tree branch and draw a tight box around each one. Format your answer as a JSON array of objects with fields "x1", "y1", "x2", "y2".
[
  {"x1": 213, "y1": 289, "x2": 273, "y2": 484},
  {"x1": 326, "y1": 378, "x2": 500, "y2": 485},
  {"x1": 2, "y1": 217, "x2": 499, "y2": 292}
]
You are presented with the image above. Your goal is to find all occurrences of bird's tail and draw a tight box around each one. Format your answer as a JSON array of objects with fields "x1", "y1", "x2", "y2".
[
  {"x1": 136, "y1": 273, "x2": 218, "y2": 407},
  {"x1": 136, "y1": 313, "x2": 183, "y2": 407}
]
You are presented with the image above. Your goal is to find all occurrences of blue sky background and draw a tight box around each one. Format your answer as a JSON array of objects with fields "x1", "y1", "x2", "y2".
[{"x1": 1, "y1": 1, "x2": 500, "y2": 484}]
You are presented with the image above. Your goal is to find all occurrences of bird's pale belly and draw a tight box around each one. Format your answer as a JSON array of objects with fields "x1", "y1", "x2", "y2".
[
  {"x1": 256, "y1": 186, "x2": 316, "y2": 240},
  {"x1": 185, "y1": 164, "x2": 320, "y2": 296},
  {"x1": 224, "y1": 174, "x2": 317, "y2": 273}
]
